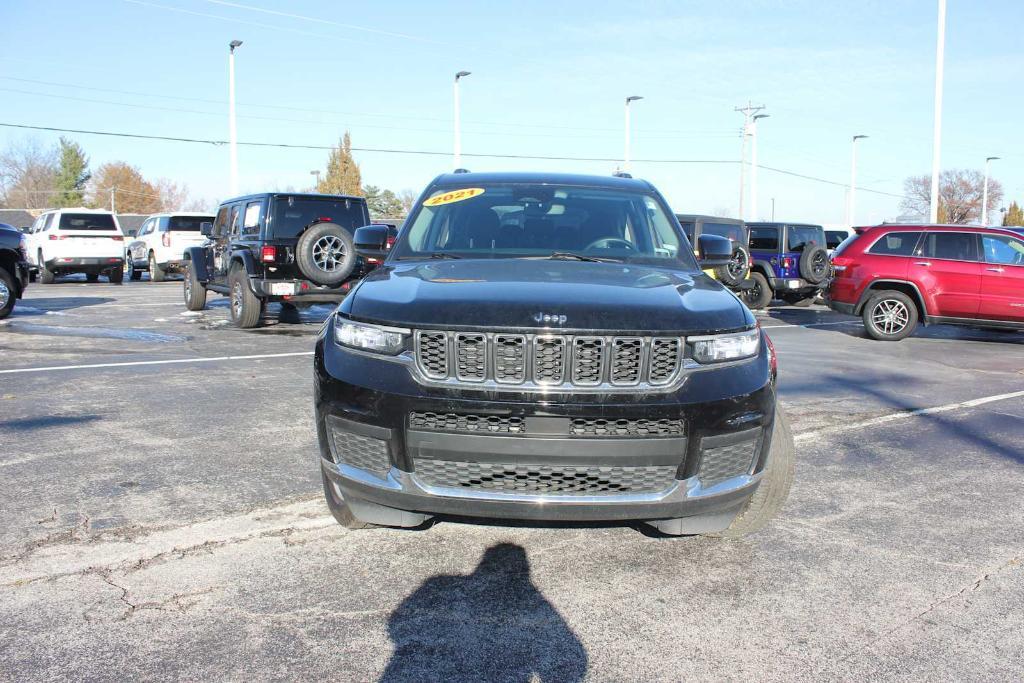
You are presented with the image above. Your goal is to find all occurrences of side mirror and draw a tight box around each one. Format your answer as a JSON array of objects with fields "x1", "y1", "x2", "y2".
[
  {"x1": 354, "y1": 224, "x2": 390, "y2": 259},
  {"x1": 200, "y1": 221, "x2": 214, "y2": 237},
  {"x1": 19, "y1": 226, "x2": 31, "y2": 234},
  {"x1": 696, "y1": 233, "x2": 733, "y2": 268}
]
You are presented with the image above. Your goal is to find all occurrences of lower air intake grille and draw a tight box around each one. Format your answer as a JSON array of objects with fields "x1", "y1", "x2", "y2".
[
  {"x1": 413, "y1": 460, "x2": 678, "y2": 495},
  {"x1": 330, "y1": 429, "x2": 391, "y2": 477},
  {"x1": 569, "y1": 418, "x2": 684, "y2": 437},
  {"x1": 698, "y1": 438, "x2": 759, "y2": 487},
  {"x1": 409, "y1": 411, "x2": 525, "y2": 434}
]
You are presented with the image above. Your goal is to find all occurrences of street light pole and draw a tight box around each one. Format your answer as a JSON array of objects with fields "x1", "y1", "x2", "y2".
[
  {"x1": 453, "y1": 71, "x2": 471, "y2": 168},
  {"x1": 982, "y1": 156, "x2": 1000, "y2": 225},
  {"x1": 623, "y1": 96, "x2": 643, "y2": 172},
  {"x1": 929, "y1": 0, "x2": 946, "y2": 223},
  {"x1": 310, "y1": 170, "x2": 321, "y2": 193},
  {"x1": 771, "y1": 197, "x2": 776, "y2": 221},
  {"x1": 228, "y1": 40, "x2": 243, "y2": 197},
  {"x1": 735, "y1": 101, "x2": 765, "y2": 220},
  {"x1": 847, "y1": 135, "x2": 868, "y2": 226},
  {"x1": 750, "y1": 114, "x2": 769, "y2": 221}
]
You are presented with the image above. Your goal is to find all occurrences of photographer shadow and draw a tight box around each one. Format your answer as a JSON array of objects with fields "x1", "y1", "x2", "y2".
[{"x1": 381, "y1": 543, "x2": 588, "y2": 683}]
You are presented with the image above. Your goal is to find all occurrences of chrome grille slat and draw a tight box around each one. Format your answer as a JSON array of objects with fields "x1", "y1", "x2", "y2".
[{"x1": 414, "y1": 330, "x2": 687, "y2": 390}]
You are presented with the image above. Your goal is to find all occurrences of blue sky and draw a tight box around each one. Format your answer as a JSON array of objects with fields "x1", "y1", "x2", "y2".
[{"x1": 1, "y1": 0, "x2": 1021, "y2": 224}]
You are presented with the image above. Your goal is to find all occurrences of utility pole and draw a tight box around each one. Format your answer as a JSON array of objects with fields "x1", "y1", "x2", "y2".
[
  {"x1": 750, "y1": 113, "x2": 769, "y2": 220},
  {"x1": 771, "y1": 197, "x2": 776, "y2": 221},
  {"x1": 847, "y1": 135, "x2": 868, "y2": 226},
  {"x1": 624, "y1": 96, "x2": 643, "y2": 172},
  {"x1": 735, "y1": 101, "x2": 765, "y2": 220},
  {"x1": 110, "y1": 187, "x2": 116, "y2": 213},
  {"x1": 229, "y1": 40, "x2": 243, "y2": 197},
  {"x1": 982, "y1": 156, "x2": 999, "y2": 225},
  {"x1": 929, "y1": 0, "x2": 946, "y2": 223},
  {"x1": 453, "y1": 71, "x2": 471, "y2": 167}
]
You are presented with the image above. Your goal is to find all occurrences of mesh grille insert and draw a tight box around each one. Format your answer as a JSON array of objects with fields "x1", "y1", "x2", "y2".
[
  {"x1": 329, "y1": 429, "x2": 390, "y2": 477},
  {"x1": 414, "y1": 460, "x2": 678, "y2": 495},
  {"x1": 417, "y1": 332, "x2": 448, "y2": 379},
  {"x1": 570, "y1": 418, "x2": 684, "y2": 437},
  {"x1": 455, "y1": 333, "x2": 486, "y2": 381},
  {"x1": 493, "y1": 335, "x2": 527, "y2": 383},
  {"x1": 698, "y1": 438, "x2": 759, "y2": 487},
  {"x1": 534, "y1": 337, "x2": 566, "y2": 384},
  {"x1": 571, "y1": 337, "x2": 605, "y2": 385},
  {"x1": 409, "y1": 411, "x2": 525, "y2": 434},
  {"x1": 649, "y1": 338, "x2": 681, "y2": 383},
  {"x1": 610, "y1": 338, "x2": 643, "y2": 384}
]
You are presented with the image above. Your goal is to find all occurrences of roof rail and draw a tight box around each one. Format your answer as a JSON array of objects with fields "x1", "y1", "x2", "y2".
[
  {"x1": 612, "y1": 171, "x2": 632, "y2": 178},
  {"x1": 453, "y1": 168, "x2": 471, "y2": 174}
]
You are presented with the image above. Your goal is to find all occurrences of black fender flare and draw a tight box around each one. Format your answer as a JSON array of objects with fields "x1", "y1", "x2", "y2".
[
  {"x1": 229, "y1": 250, "x2": 261, "y2": 295},
  {"x1": 183, "y1": 246, "x2": 214, "y2": 282}
]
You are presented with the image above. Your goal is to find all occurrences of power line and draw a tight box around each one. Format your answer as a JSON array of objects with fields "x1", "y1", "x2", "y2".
[{"x1": 0, "y1": 122, "x2": 908, "y2": 198}]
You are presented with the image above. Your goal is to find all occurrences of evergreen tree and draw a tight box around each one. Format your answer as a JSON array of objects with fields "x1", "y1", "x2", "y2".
[
  {"x1": 363, "y1": 185, "x2": 405, "y2": 217},
  {"x1": 320, "y1": 132, "x2": 362, "y2": 196},
  {"x1": 1003, "y1": 201, "x2": 1023, "y2": 226},
  {"x1": 53, "y1": 137, "x2": 90, "y2": 207}
]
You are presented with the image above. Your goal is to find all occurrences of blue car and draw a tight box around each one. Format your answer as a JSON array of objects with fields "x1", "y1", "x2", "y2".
[{"x1": 743, "y1": 222, "x2": 830, "y2": 309}]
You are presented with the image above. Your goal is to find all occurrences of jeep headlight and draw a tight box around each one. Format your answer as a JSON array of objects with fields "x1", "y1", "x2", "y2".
[
  {"x1": 690, "y1": 328, "x2": 760, "y2": 363},
  {"x1": 334, "y1": 318, "x2": 408, "y2": 355}
]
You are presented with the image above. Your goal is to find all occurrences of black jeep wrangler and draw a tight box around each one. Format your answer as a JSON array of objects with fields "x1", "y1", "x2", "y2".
[
  {"x1": 676, "y1": 214, "x2": 752, "y2": 291},
  {"x1": 0, "y1": 222, "x2": 31, "y2": 319},
  {"x1": 315, "y1": 172, "x2": 795, "y2": 537},
  {"x1": 183, "y1": 193, "x2": 371, "y2": 327}
]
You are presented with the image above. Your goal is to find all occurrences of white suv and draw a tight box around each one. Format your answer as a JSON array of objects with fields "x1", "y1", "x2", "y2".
[
  {"x1": 26, "y1": 209, "x2": 125, "y2": 284},
  {"x1": 126, "y1": 213, "x2": 213, "y2": 281}
]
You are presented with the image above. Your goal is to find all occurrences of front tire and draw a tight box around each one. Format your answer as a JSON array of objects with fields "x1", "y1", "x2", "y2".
[
  {"x1": 86, "y1": 273, "x2": 99, "y2": 283},
  {"x1": 713, "y1": 406, "x2": 795, "y2": 538},
  {"x1": 183, "y1": 262, "x2": 207, "y2": 311},
  {"x1": 229, "y1": 266, "x2": 263, "y2": 328},
  {"x1": 862, "y1": 290, "x2": 918, "y2": 341},
  {"x1": 149, "y1": 253, "x2": 167, "y2": 282},
  {"x1": 742, "y1": 272, "x2": 772, "y2": 310},
  {"x1": 322, "y1": 470, "x2": 372, "y2": 530},
  {"x1": 127, "y1": 257, "x2": 142, "y2": 281}
]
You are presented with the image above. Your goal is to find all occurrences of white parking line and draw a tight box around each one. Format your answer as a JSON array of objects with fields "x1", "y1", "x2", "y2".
[
  {"x1": 0, "y1": 351, "x2": 314, "y2": 375},
  {"x1": 793, "y1": 389, "x2": 1024, "y2": 442},
  {"x1": 761, "y1": 320, "x2": 860, "y2": 330}
]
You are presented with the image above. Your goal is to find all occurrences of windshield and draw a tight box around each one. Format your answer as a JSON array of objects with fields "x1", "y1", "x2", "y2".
[
  {"x1": 59, "y1": 213, "x2": 118, "y2": 231},
  {"x1": 167, "y1": 216, "x2": 213, "y2": 232},
  {"x1": 269, "y1": 196, "x2": 368, "y2": 239},
  {"x1": 392, "y1": 183, "x2": 694, "y2": 268}
]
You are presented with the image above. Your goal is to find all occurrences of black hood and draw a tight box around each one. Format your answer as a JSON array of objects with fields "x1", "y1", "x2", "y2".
[{"x1": 346, "y1": 259, "x2": 753, "y2": 333}]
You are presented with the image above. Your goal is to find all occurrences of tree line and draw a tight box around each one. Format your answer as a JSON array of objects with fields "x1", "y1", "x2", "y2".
[
  {"x1": 311, "y1": 131, "x2": 415, "y2": 217},
  {"x1": 900, "y1": 169, "x2": 1019, "y2": 225}
]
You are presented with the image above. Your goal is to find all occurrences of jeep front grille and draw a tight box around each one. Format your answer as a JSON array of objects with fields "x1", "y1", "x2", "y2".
[{"x1": 413, "y1": 330, "x2": 684, "y2": 390}]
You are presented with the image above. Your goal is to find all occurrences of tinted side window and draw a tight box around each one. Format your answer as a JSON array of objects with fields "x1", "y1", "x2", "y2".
[
  {"x1": 919, "y1": 232, "x2": 979, "y2": 262},
  {"x1": 749, "y1": 227, "x2": 779, "y2": 250},
  {"x1": 981, "y1": 234, "x2": 1024, "y2": 266},
  {"x1": 213, "y1": 206, "x2": 230, "y2": 237},
  {"x1": 868, "y1": 231, "x2": 922, "y2": 256},
  {"x1": 825, "y1": 231, "x2": 847, "y2": 249},
  {"x1": 228, "y1": 204, "x2": 242, "y2": 237},
  {"x1": 704, "y1": 222, "x2": 745, "y2": 243},
  {"x1": 242, "y1": 201, "x2": 263, "y2": 236},
  {"x1": 678, "y1": 221, "x2": 695, "y2": 243}
]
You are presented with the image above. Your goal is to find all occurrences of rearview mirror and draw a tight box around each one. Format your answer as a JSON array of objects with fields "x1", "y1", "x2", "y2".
[
  {"x1": 354, "y1": 224, "x2": 391, "y2": 259},
  {"x1": 696, "y1": 233, "x2": 733, "y2": 268},
  {"x1": 200, "y1": 221, "x2": 214, "y2": 237}
]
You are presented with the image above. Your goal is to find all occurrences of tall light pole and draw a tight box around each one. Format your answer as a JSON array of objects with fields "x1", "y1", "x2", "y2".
[
  {"x1": 735, "y1": 101, "x2": 765, "y2": 219},
  {"x1": 453, "y1": 71, "x2": 471, "y2": 167},
  {"x1": 771, "y1": 197, "x2": 776, "y2": 221},
  {"x1": 310, "y1": 170, "x2": 321, "y2": 192},
  {"x1": 228, "y1": 40, "x2": 243, "y2": 197},
  {"x1": 750, "y1": 113, "x2": 769, "y2": 221},
  {"x1": 847, "y1": 135, "x2": 868, "y2": 226},
  {"x1": 929, "y1": 0, "x2": 946, "y2": 223},
  {"x1": 982, "y1": 156, "x2": 1000, "y2": 225},
  {"x1": 623, "y1": 96, "x2": 643, "y2": 172}
]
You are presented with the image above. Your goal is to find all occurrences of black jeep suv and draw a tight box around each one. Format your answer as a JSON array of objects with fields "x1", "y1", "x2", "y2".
[
  {"x1": 314, "y1": 172, "x2": 794, "y2": 537},
  {"x1": 183, "y1": 193, "x2": 371, "y2": 327},
  {"x1": 0, "y1": 222, "x2": 31, "y2": 319}
]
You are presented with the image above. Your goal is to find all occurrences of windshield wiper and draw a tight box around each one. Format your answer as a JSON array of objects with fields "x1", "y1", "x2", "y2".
[
  {"x1": 428, "y1": 252, "x2": 462, "y2": 259},
  {"x1": 546, "y1": 251, "x2": 620, "y2": 263}
]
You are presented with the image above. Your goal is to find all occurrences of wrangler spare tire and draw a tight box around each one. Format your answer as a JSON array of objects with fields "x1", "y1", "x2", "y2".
[
  {"x1": 295, "y1": 222, "x2": 356, "y2": 286},
  {"x1": 798, "y1": 245, "x2": 829, "y2": 285},
  {"x1": 713, "y1": 243, "x2": 751, "y2": 287}
]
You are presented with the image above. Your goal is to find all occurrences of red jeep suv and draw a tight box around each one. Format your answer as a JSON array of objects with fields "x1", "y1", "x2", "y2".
[{"x1": 827, "y1": 224, "x2": 1024, "y2": 341}]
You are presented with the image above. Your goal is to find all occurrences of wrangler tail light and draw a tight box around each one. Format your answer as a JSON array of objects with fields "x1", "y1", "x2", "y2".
[
  {"x1": 261, "y1": 245, "x2": 277, "y2": 263},
  {"x1": 161, "y1": 233, "x2": 170, "y2": 247},
  {"x1": 781, "y1": 257, "x2": 794, "y2": 269}
]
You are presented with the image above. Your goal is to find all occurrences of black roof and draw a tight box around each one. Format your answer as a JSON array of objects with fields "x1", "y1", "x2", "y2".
[
  {"x1": 218, "y1": 192, "x2": 366, "y2": 205},
  {"x1": 747, "y1": 221, "x2": 824, "y2": 229},
  {"x1": 430, "y1": 171, "x2": 655, "y2": 192},
  {"x1": 675, "y1": 214, "x2": 745, "y2": 225}
]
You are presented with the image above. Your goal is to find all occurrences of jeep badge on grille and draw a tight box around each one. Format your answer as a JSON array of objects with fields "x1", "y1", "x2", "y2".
[{"x1": 534, "y1": 312, "x2": 567, "y2": 325}]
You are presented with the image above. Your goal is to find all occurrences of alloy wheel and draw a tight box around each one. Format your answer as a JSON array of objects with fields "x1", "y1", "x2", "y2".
[
  {"x1": 0, "y1": 277, "x2": 10, "y2": 311},
  {"x1": 232, "y1": 281, "x2": 242, "y2": 319},
  {"x1": 871, "y1": 299, "x2": 909, "y2": 335},
  {"x1": 312, "y1": 235, "x2": 346, "y2": 272}
]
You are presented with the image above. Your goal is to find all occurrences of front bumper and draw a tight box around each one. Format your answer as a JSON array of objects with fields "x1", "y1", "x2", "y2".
[{"x1": 314, "y1": 323, "x2": 776, "y2": 528}]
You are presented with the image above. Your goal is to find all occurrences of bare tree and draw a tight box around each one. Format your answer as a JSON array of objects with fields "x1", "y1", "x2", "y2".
[
  {"x1": 900, "y1": 169, "x2": 1003, "y2": 224},
  {"x1": 154, "y1": 178, "x2": 208, "y2": 212},
  {"x1": 398, "y1": 189, "x2": 417, "y2": 215},
  {"x1": 0, "y1": 137, "x2": 58, "y2": 209}
]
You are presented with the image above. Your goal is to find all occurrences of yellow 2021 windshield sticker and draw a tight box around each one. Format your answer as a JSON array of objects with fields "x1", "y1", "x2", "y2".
[{"x1": 423, "y1": 188, "x2": 485, "y2": 207}]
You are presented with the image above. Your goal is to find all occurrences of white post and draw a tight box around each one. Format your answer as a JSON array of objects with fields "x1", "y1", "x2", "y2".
[
  {"x1": 228, "y1": 40, "x2": 242, "y2": 197},
  {"x1": 929, "y1": 0, "x2": 946, "y2": 223},
  {"x1": 981, "y1": 156, "x2": 999, "y2": 225},
  {"x1": 110, "y1": 187, "x2": 115, "y2": 213},
  {"x1": 738, "y1": 126, "x2": 747, "y2": 220},
  {"x1": 847, "y1": 135, "x2": 867, "y2": 226},
  {"x1": 624, "y1": 96, "x2": 642, "y2": 172},
  {"x1": 749, "y1": 114, "x2": 769, "y2": 221},
  {"x1": 454, "y1": 71, "x2": 470, "y2": 168}
]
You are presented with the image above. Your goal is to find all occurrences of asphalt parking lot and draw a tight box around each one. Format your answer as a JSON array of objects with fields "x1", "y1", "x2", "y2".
[{"x1": 1, "y1": 275, "x2": 1022, "y2": 681}]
